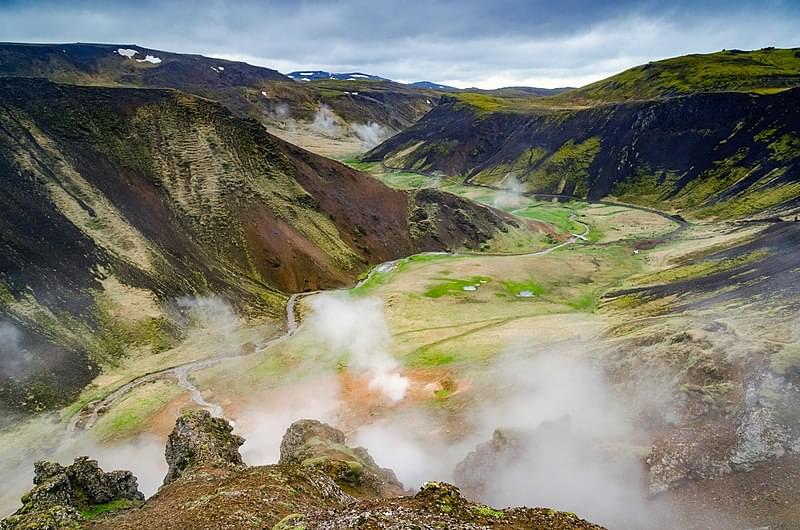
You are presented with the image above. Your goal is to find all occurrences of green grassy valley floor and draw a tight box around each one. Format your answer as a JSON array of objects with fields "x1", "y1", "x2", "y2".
[{"x1": 4, "y1": 161, "x2": 799, "y2": 529}]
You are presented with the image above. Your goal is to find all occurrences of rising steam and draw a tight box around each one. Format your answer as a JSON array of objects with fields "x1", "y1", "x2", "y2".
[
  {"x1": 351, "y1": 122, "x2": 391, "y2": 149},
  {"x1": 304, "y1": 293, "x2": 409, "y2": 403},
  {"x1": 310, "y1": 104, "x2": 344, "y2": 138},
  {"x1": 492, "y1": 173, "x2": 524, "y2": 209},
  {"x1": 0, "y1": 321, "x2": 25, "y2": 377}
]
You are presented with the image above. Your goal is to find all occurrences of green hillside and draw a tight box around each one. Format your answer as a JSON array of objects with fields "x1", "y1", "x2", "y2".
[{"x1": 567, "y1": 47, "x2": 800, "y2": 102}]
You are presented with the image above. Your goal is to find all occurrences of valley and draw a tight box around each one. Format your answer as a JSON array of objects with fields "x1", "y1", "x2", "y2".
[
  {"x1": 6, "y1": 156, "x2": 792, "y2": 528},
  {"x1": 1, "y1": 39, "x2": 800, "y2": 530}
]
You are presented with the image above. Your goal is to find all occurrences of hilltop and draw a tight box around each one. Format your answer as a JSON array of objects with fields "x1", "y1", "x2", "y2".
[
  {"x1": 564, "y1": 47, "x2": 800, "y2": 102},
  {"x1": 366, "y1": 48, "x2": 800, "y2": 219}
]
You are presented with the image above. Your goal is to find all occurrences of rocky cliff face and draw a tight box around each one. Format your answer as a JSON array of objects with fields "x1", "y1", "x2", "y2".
[
  {"x1": 0, "y1": 77, "x2": 518, "y2": 415},
  {"x1": 366, "y1": 90, "x2": 800, "y2": 218},
  {"x1": 2, "y1": 411, "x2": 605, "y2": 530}
]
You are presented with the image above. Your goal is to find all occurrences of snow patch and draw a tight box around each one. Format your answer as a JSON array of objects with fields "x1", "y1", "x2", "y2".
[
  {"x1": 136, "y1": 55, "x2": 162, "y2": 64},
  {"x1": 116, "y1": 48, "x2": 138, "y2": 58},
  {"x1": 299, "y1": 72, "x2": 314, "y2": 76},
  {"x1": 350, "y1": 74, "x2": 369, "y2": 78},
  {"x1": 261, "y1": 91, "x2": 268, "y2": 97},
  {"x1": 462, "y1": 285, "x2": 478, "y2": 292},
  {"x1": 217, "y1": 66, "x2": 224, "y2": 71}
]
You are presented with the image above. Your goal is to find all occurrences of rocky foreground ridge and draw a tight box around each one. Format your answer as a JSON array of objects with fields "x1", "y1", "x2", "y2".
[{"x1": 2, "y1": 410, "x2": 604, "y2": 529}]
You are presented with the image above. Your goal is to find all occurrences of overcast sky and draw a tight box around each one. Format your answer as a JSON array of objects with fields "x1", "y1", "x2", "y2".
[{"x1": 1, "y1": 0, "x2": 799, "y2": 88}]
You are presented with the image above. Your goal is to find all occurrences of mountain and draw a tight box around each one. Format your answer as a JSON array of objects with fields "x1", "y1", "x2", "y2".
[
  {"x1": 0, "y1": 43, "x2": 434, "y2": 142},
  {"x1": 366, "y1": 49, "x2": 800, "y2": 219},
  {"x1": 288, "y1": 70, "x2": 388, "y2": 82},
  {"x1": 0, "y1": 77, "x2": 523, "y2": 415},
  {"x1": 409, "y1": 80, "x2": 459, "y2": 91},
  {"x1": 469, "y1": 86, "x2": 573, "y2": 97}
]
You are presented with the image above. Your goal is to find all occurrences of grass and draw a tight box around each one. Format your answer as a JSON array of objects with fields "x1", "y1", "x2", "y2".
[
  {"x1": 424, "y1": 276, "x2": 492, "y2": 298},
  {"x1": 771, "y1": 345, "x2": 800, "y2": 375},
  {"x1": 474, "y1": 505, "x2": 505, "y2": 519},
  {"x1": 92, "y1": 380, "x2": 183, "y2": 442},
  {"x1": 632, "y1": 250, "x2": 769, "y2": 286},
  {"x1": 499, "y1": 279, "x2": 545, "y2": 297},
  {"x1": 566, "y1": 47, "x2": 800, "y2": 102},
  {"x1": 353, "y1": 253, "x2": 455, "y2": 295},
  {"x1": 81, "y1": 499, "x2": 142, "y2": 520},
  {"x1": 567, "y1": 291, "x2": 599, "y2": 312},
  {"x1": 512, "y1": 204, "x2": 583, "y2": 233},
  {"x1": 407, "y1": 349, "x2": 457, "y2": 368}
]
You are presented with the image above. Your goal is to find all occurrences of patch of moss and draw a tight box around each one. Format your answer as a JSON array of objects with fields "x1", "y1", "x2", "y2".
[
  {"x1": 524, "y1": 137, "x2": 601, "y2": 195},
  {"x1": 612, "y1": 166, "x2": 680, "y2": 208},
  {"x1": 694, "y1": 179, "x2": 800, "y2": 219},
  {"x1": 633, "y1": 250, "x2": 769, "y2": 286},
  {"x1": 407, "y1": 349, "x2": 456, "y2": 368},
  {"x1": 771, "y1": 345, "x2": 800, "y2": 375},
  {"x1": 499, "y1": 279, "x2": 545, "y2": 297},
  {"x1": 80, "y1": 499, "x2": 141, "y2": 520},
  {"x1": 766, "y1": 133, "x2": 800, "y2": 161},
  {"x1": 424, "y1": 276, "x2": 492, "y2": 298},
  {"x1": 475, "y1": 505, "x2": 505, "y2": 518},
  {"x1": 272, "y1": 513, "x2": 305, "y2": 530}
]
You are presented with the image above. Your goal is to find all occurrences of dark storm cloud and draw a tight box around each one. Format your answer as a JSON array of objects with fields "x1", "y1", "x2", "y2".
[{"x1": 0, "y1": 0, "x2": 799, "y2": 87}]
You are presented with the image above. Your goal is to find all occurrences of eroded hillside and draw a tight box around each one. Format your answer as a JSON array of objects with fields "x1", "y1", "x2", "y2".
[{"x1": 0, "y1": 77, "x2": 524, "y2": 415}]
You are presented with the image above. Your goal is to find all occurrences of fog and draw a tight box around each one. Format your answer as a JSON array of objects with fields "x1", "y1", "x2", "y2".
[
  {"x1": 2, "y1": 291, "x2": 754, "y2": 528},
  {"x1": 351, "y1": 121, "x2": 391, "y2": 149},
  {"x1": 0, "y1": 419, "x2": 167, "y2": 517},
  {"x1": 492, "y1": 174, "x2": 525, "y2": 209},
  {"x1": 346, "y1": 343, "x2": 668, "y2": 529},
  {"x1": 0, "y1": 321, "x2": 25, "y2": 377},
  {"x1": 310, "y1": 104, "x2": 344, "y2": 138}
]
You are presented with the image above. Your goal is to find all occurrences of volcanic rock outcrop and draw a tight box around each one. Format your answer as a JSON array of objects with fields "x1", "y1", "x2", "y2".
[
  {"x1": 163, "y1": 409, "x2": 245, "y2": 485},
  {"x1": 3, "y1": 413, "x2": 606, "y2": 529},
  {"x1": 279, "y1": 419, "x2": 405, "y2": 498},
  {"x1": 1, "y1": 457, "x2": 143, "y2": 529}
]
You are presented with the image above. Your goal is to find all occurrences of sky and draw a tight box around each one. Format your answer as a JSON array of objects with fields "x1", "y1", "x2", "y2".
[{"x1": 1, "y1": 0, "x2": 799, "y2": 89}]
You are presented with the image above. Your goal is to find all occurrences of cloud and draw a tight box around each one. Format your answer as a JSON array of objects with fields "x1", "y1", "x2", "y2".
[{"x1": 0, "y1": 1, "x2": 798, "y2": 88}]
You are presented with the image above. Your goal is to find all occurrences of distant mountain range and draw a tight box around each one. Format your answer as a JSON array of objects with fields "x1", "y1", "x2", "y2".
[{"x1": 288, "y1": 70, "x2": 388, "y2": 82}]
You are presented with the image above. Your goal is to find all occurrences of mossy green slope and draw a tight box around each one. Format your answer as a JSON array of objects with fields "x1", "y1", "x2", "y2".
[{"x1": 566, "y1": 47, "x2": 800, "y2": 102}]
